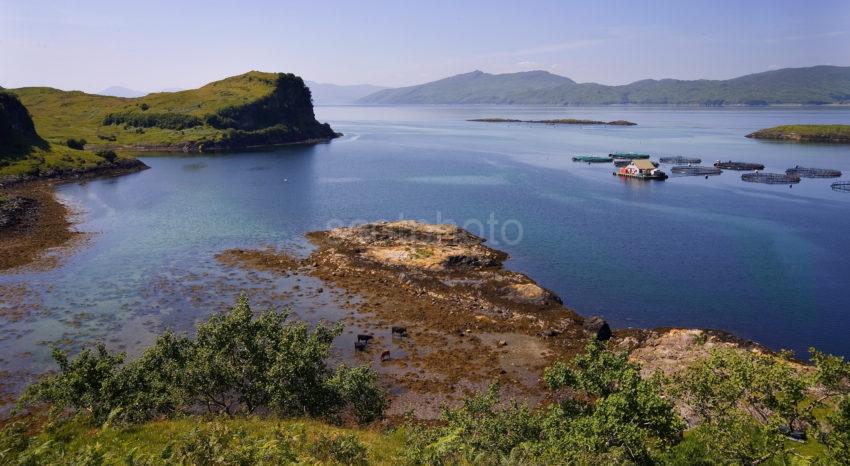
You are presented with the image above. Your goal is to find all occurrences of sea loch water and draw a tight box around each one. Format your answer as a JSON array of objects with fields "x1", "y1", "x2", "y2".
[{"x1": 2, "y1": 105, "x2": 850, "y2": 386}]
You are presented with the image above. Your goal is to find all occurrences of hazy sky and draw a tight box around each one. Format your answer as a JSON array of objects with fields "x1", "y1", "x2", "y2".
[{"x1": 2, "y1": 0, "x2": 849, "y2": 93}]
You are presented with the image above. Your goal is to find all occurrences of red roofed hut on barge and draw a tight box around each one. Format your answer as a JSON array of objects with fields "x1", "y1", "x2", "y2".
[{"x1": 614, "y1": 159, "x2": 668, "y2": 180}]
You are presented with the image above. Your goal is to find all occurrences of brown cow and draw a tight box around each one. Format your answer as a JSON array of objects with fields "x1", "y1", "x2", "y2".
[{"x1": 380, "y1": 349, "x2": 391, "y2": 361}]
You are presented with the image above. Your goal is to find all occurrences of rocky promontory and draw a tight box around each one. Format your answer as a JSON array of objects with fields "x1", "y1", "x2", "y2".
[{"x1": 219, "y1": 220, "x2": 766, "y2": 417}]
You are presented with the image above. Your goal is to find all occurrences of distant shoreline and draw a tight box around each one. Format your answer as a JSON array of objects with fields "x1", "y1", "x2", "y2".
[{"x1": 468, "y1": 118, "x2": 637, "y2": 126}]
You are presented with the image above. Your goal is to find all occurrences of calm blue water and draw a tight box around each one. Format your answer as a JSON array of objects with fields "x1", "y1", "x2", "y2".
[{"x1": 2, "y1": 106, "x2": 850, "y2": 385}]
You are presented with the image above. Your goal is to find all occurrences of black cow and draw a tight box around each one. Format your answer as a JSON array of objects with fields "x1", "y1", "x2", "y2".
[{"x1": 391, "y1": 326, "x2": 407, "y2": 337}]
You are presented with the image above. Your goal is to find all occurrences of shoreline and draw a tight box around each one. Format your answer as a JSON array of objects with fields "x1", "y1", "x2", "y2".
[
  {"x1": 89, "y1": 133, "x2": 343, "y2": 153},
  {"x1": 0, "y1": 162, "x2": 149, "y2": 272}
]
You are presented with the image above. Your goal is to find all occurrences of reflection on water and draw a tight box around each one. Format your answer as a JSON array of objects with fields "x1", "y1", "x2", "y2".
[{"x1": 2, "y1": 105, "x2": 850, "y2": 393}]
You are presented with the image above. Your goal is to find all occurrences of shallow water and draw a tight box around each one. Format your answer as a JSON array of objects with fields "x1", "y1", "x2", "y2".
[{"x1": 2, "y1": 105, "x2": 850, "y2": 385}]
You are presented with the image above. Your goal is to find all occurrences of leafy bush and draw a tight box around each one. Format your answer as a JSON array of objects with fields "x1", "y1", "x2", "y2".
[
  {"x1": 668, "y1": 347, "x2": 849, "y2": 464},
  {"x1": 66, "y1": 138, "x2": 86, "y2": 149},
  {"x1": 309, "y1": 432, "x2": 368, "y2": 466},
  {"x1": 95, "y1": 149, "x2": 117, "y2": 163},
  {"x1": 19, "y1": 343, "x2": 127, "y2": 424},
  {"x1": 16, "y1": 294, "x2": 387, "y2": 425},
  {"x1": 163, "y1": 422, "x2": 296, "y2": 465},
  {"x1": 328, "y1": 365, "x2": 389, "y2": 423},
  {"x1": 405, "y1": 340, "x2": 684, "y2": 465},
  {"x1": 103, "y1": 112, "x2": 202, "y2": 130},
  {"x1": 824, "y1": 396, "x2": 850, "y2": 464}
]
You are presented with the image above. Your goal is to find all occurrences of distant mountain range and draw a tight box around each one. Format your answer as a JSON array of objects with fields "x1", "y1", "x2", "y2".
[
  {"x1": 305, "y1": 81, "x2": 387, "y2": 105},
  {"x1": 357, "y1": 66, "x2": 850, "y2": 106}
]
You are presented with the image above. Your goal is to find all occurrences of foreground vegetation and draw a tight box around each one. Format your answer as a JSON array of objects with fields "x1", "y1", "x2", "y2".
[
  {"x1": 746, "y1": 124, "x2": 850, "y2": 143},
  {"x1": 3, "y1": 295, "x2": 850, "y2": 465}
]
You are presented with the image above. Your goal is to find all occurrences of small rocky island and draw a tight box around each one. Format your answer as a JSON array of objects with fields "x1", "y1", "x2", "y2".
[
  {"x1": 746, "y1": 124, "x2": 850, "y2": 143},
  {"x1": 469, "y1": 118, "x2": 637, "y2": 126}
]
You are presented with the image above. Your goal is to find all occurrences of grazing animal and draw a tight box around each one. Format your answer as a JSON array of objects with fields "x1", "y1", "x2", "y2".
[
  {"x1": 357, "y1": 334, "x2": 374, "y2": 342},
  {"x1": 354, "y1": 341, "x2": 367, "y2": 351},
  {"x1": 391, "y1": 326, "x2": 407, "y2": 337},
  {"x1": 380, "y1": 349, "x2": 391, "y2": 361}
]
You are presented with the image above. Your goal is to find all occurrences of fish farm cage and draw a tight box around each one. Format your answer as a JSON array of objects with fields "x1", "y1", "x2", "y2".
[
  {"x1": 660, "y1": 156, "x2": 702, "y2": 164},
  {"x1": 785, "y1": 166, "x2": 842, "y2": 178},
  {"x1": 670, "y1": 165, "x2": 722, "y2": 176},
  {"x1": 572, "y1": 155, "x2": 613, "y2": 163},
  {"x1": 741, "y1": 172, "x2": 801, "y2": 184},
  {"x1": 715, "y1": 161, "x2": 765, "y2": 171},
  {"x1": 832, "y1": 182, "x2": 850, "y2": 193}
]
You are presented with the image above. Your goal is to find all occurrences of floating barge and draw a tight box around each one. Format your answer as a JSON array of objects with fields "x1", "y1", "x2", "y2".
[
  {"x1": 614, "y1": 159, "x2": 668, "y2": 180},
  {"x1": 741, "y1": 172, "x2": 801, "y2": 184},
  {"x1": 660, "y1": 156, "x2": 702, "y2": 164},
  {"x1": 609, "y1": 152, "x2": 650, "y2": 160},
  {"x1": 714, "y1": 160, "x2": 765, "y2": 171},
  {"x1": 572, "y1": 155, "x2": 613, "y2": 163},
  {"x1": 786, "y1": 166, "x2": 842, "y2": 178},
  {"x1": 613, "y1": 159, "x2": 658, "y2": 167}
]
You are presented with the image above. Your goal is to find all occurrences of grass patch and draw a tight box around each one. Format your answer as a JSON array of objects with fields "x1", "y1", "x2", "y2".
[{"x1": 1, "y1": 416, "x2": 408, "y2": 465}]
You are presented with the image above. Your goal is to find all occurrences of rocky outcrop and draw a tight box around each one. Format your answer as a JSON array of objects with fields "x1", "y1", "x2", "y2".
[
  {"x1": 583, "y1": 316, "x2": 612, "y2": 341},
  {"x1": 0, "y1": 92, "x2": 39, "y2": 147},
  {"x1": 0, "y1": 195, "x2": 36, "y2": 229}
]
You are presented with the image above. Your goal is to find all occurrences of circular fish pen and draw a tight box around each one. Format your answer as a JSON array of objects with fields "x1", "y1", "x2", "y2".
[
  {"x1": 786, "y1": 166, "x2": 842, "y2": 178},
  {"x1": 831, "y1": 181, "x2": 850, "y2": 193},
  {"x1": 572, "y1": 156, "x2": 613, "y2": 163},
  {"x1": 715, "y1": 161, "x2": 765, "y2": 171},
  {"x1": 670, "y1": 165, "x2": 722, "y2": 176},
  {"x1": 660, "y1": 156, "x2": 702, "y2": 164},
  {"x1": 741, "y1": 172, "x2": 801, "y2": 184}
]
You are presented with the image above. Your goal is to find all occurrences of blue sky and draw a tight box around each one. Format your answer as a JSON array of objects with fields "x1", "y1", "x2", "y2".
[{"x1": 2, "y1": 0, "x2": 849, "y2": 92}]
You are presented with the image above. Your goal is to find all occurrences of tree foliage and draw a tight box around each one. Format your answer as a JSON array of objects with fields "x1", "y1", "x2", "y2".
[
  {"x1": 406, "y1": 340, "x2": 685, "y2": 465},
  {"x1": 17, "y1": 294, "x2": 386, "y2": 426}
]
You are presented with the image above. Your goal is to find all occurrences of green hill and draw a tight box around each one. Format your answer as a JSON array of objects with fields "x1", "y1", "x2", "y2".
[
  {"x1": 358, "y1": 66, "x2": 850, "y2": 105},
  {"x1": 746, "y1": 124, "x2": 850, "y2": 143},
  {"x1": 10, "y1": 71, "x2": 338, "y2": 153},
  {"x1": 359, "y1": 70, "x2": 574, "y2": 104},
  {"x1": 1, "y1": 91, "x2": 139, "y2": 182}
]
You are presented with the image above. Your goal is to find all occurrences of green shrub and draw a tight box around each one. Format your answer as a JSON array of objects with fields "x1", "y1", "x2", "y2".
[
  {"x1": 16, "y1": 294, "x2": 387, "y2": 426},
  {"x1": 95, "y1": 150, "x2": 117, "y2": 163},
  {"x1": 103, "y1": 112, "x2": 202, "y2": 130},
  {"x1": 309, "y1": 432, "x2": 368, "y2": 466},
  {"x1": 66, "y1": 138, "x2": 86, "y2": 149},
  {"x1": 164, "y1": 422, "x2": 296, "y2": 465},
  {"x1": 18, "y1": 343, "x2": 127, "y2": 424},
  {"x1": 328, "y1": 365, "x2": 388, "y2": 423},
  {"x1": 824, "y1": 396, "x2": 850, "y2": 464}
]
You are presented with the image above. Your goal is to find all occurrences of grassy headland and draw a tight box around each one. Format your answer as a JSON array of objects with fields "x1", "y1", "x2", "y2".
[
  {"x1": 746, "y1": 124, "x2": 850, "y2": 143},
  {"x1": 1, "y1": 90, "x2": 143, "y2": 182},
  {"x1": 9, "y1": 71, "x2": 339, "y2": 155}
]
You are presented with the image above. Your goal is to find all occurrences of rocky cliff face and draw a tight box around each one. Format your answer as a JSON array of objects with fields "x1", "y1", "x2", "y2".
[{"x1": 0, "y1": 92, "x2": 39, "y2": 150}]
